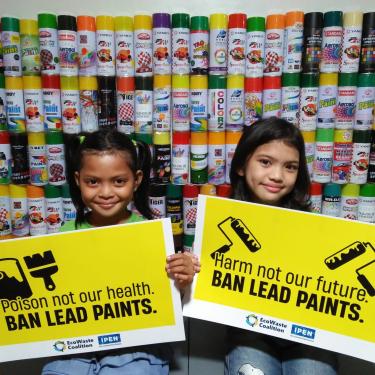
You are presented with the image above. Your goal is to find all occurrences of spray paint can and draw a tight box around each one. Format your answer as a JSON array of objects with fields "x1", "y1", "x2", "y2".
[
  {"x1": 115, "y1": 16, "x2": 134, "y2": 77},
  {"x1": 153, "y1": 131, "x2": 171, "y2": 183},
  {"x1": 244, "y1": 77, "x2": 263, "y2": 126},
  {"x1": 245, "y1": 17, "x2": 265, "y2": 77},
  {"x1": 10, "y1": 132, "x2": 29, "y2": 184},
  {"x1": 135, "y1": 76, "x2": 153, "y2": 134},
  {"x1": 281, "y1": 73, "x2": 300, "y2": 126},
  {"x1": 226, "y1": 75, "x2": 244, "y2": 130},
  {"x1": 208, "y1": 75, "x2": 226, "y2": 132},
  {"x1": 190, "y1": 16, "x2": 209, "y2": 75},
  {"x1": 190, "y1": 75, "x2": 208, "y2": 132},
  {"x1": 153, "y1": 74, "x2": 171, "y2": 132},
  {"x1": 298, "y1": 73, "x2": 319, "y2": 130},
  {"x1": 57, "y1": 15, "x2": 78, "y2": 76},
  {"x1": 335, "y1": 73, "x2": 357, "y2": 129},
  {"x1": 264, "y1": 14, "x2": 285, "y2": 76},
  {"x1": 20, "y1": 19, "x2": 40, "y2": 76},
  {"x1": 225, "y1": 131, "x2": 242, "y2": 183},
  {"x1": 309, "y1": 182, "x2": 322, "y2": 214},
  {"x1": 369, "y1": 126, "x2": 375, "y2": 182},
  {"x1": 61, "y1": 183, "x2": 76, "y2": 224},
  {"x1": 0, "y1": 23, "x2": 3, "y2": 74},
  {"x1": 322, "y1": 182, "x2": 341, "y2": 217},
  {"x1": 183, "y1": 184, "x2": 199, "y2": 236},
  {"x1": 332, "y1": 129, "x2": 353, "y2": 183},
  {"x1": 320, "y1": 11, "x2": 343, "y2": 73},
  {"x1": 359, "y1": 12, "x2": 375, "y2": 73},
  {"x1": 190, "y1": 131, "x2": 208, "y2": 184},
  {"x1": 0, "y1": 75, "x2": 6, "y2": 131},
  {"x1": 262, "y1": 76, "x2": 281, "y2": 118},
  {"x1": 77, "y1": 16, "x2": 97, "y2": 76},
  {"x1": 171, "y1": 131, "x2": 189, "y2": 185},
  {"x1": 23, "y1": 76, "x2": 44, "y2": 132},
  {"x1": 312, "y1": 127, "x2": 334, "y2": 183},
  {"x1": 38, "y1": 13, "x2": 60, "y2": 74},
  {"x1": 301, "y1": 12, "x2": 323, "y2": 73},
  {"x1": 340, "y1": 183, "x2": 359, "y2": 220},
  {"x1": 350, "y1": 129, "x2": 371, "y2": 184},
  {"x1": 42, "y1": 74, "x2": 62, "y2": 131},
  {"x1": 0, "y1": 131, "x2": 11, "y2": 184},
  {"x1": 354, "y1": 73, "x2": 375, "y2": 130},
  {"x1": 209, "y1": 14, "x2": 228, "y2": 75},
  {"x1": 44, "y1": 184, "x2": 63, "y2": 233},
  {"x1": 208, "y1": 131, "x2": 225, "y2": 185},
  {"x1": 340, "y1": 12, "x2": 363, "y2": 73},
  {"x1": 60, "y1": 75, "x2": 81, "y2": 134},
  {"x1": 9, "y1": 184, "x2": 28, "y2": 236},
  {"x1": 97, "y1": 75, "x2": 116, "y2": 129},
  {"x1": 152, "y1": 13, "x2": 172, "y2": 75},
  {"x1": 5, "y1": 76, "x2": 25, "y2": 133},
  {"x1": 358, "y1": 183, "x2": 375, "y2": 223},
  {"x1": 149, "y1": 183, "x2": 166, "y2": 219},
  {"x1": 117, "y1": 76, "x2": 135, "y2": 135},
  {"x1": 302, "y1": 130, "x2": 315, "y2": 178},
  {"x1": 200, "y1": 184, "x2": 216, "y2": 196},
  {"x1": 283, "y1": 11, "x2": 304, "y2": 73},
  {"x1": 28, "y1": 132, "x2": 47, "y2": 186},
  {"x1": 216, "y1": 184, "x2": 232, "y2": 198},
  {"x1": 1, "y1": 17, "x2": 22, "y2": 76},
  {"x1": 172, "y1": 13, "x2": 190, "y2": 75},
  {"x1": 134, "y1": 15, "x2": 153, "y2": 77},
  {"x1": 27, "y1": 185, "x2": 47, "y2": 236},
  {"x1": 96, "y1": 16, "x2": 115, "y2": 76},
  {"x1": 317, "y1": 73, "x2": 338, "y2": 129},
  {"x1": 227, "y1": 13, "x2": 246, "y2": 75},
  {"x1": 172, "y1": 74, "x2": 189, "y2": 131},
  {"x1": 166, "y1": 183, "x2": 183, "y2": 252},
  {"x1": 46, "y1": 131, "x2": 66, "y2": 186},
  {"x1": 0, "y1": 185, "x2": 11, "y2": 237},
  {"x1": 79, "y1": 76, "x2": 98, "y2": 132}
]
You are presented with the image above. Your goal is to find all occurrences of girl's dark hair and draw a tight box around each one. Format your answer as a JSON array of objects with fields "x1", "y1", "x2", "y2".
[
  {"x1": 65, "y1": 129, "x2": 152, "y2": 226},
  {"x1": 230, "y1": 117, "x2": 311, "y2": 211}
]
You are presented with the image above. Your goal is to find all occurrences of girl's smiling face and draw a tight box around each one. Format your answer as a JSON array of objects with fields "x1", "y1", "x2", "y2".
[
  {"x1": 75, "y1": 151, "x2": 142, "y2": 227},
  {"x1": 238, "y1": 140, "x2": 300, "y2": 206}
]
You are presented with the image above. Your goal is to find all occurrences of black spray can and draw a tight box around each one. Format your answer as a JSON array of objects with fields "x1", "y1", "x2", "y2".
[
  {"x1": 302, "y1": 12, "x2": 323, "y2": 73},
  {"x1": 97, "y1": 75, "x2": 117, "y2": 129},
  {"x1": 10, "y1": 132, "x2": 29, "y2": 184},
  {"x1": 359, "y1": 12, "x2": 375, "y2": 73}
]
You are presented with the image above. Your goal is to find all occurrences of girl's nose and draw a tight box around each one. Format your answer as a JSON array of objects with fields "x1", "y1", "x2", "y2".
[
  {"x1": 269, "y1": 166, "x2": 283, "y2": 181},
  {"x1": 98, "y1": 183, "x2": 114, "y2": 198}
]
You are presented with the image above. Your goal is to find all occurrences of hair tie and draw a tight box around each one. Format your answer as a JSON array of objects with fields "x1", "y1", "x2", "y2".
[{"x1": 79, "y1": 135, "x2": 85, "y2": 144}]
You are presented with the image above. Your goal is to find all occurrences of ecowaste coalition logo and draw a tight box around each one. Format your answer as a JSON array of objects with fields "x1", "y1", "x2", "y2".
[
  {"x1": 53, "y1": 341, "x2": 66, "y2": 352},
  {"x1": 245, "y1": 314, "x2": 258, "y2": 327}
]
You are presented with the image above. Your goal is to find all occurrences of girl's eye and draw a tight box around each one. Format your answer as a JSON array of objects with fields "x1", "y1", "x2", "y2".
[
  {"x1": 87, "y1": 178, "x2": 97, "y2": 185},
  {"x1": 286, "y1": 164, "x2": 299, "y2": 172},
  {"x1": 114, "y1": 178, "x2": 126, "y2": 186},
  {"x1": 259, "y1": 159, "x2": 271, "y2": 166}
]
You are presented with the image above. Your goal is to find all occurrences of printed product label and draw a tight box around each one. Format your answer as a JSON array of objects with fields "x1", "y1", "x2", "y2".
[
  {"x1": 10, "y1": 197, "x2": 29, "y2": 236},
  {"x1": 304, "y1": 142, "x2": 315, "y2": 178},
  {"x1": 24, "y1": 89, "x2": 44, "y2": 132},
  {"x1": 61, "y1": 90, "x2": 81, "y2": 133},
  {"x1": 313, "y1": 141, "x2": 333, "y2": 183},
  {"x1": 153, "y1": 28, "x2": 171, "y2": 75},
  {"x1": 190, "y1": 89, "x2": 208, "y2": 131},
  {"x1": 154, "y1": 145, "x2": 171, "y2": 183},
  {"x1": 6, "y1": 89, "x2": 26, "y2": 132},
  {"x1": 264, "y1": 28, "x2": 284, "y2": 76},
  {"x1": 320, "y1": 27, "x2": 342, "y2": 72},
  {"x1": 350, "y1": 142, "x2": 371, "y2": 184},
  {"x1": 226, "y1": 87, "x2": 244, "y2": 130},
  {"x1": 340, "y1": 196, "x2": 359, "y2": 220},
  {"x1": 245, "y1": 31, "x2": 265, "y2": 77},
  {"x1": 62, "y1": 198, "x2": 77, "y2": 222},
  {"x1": 47, "y1": 144, "x2": 66, "y2": 185},
  {"x1": 209, "y1": 29, "x2": 227, "y2": 73},
  {"x1": 153, "y1": 86, "x2": 171, "y2": 131},
  {"x1": 171, "y1": 144, "x2": 189, "y2": 184},
  {"x1": 28, "y1": 144, "x2": 47, "y2": 185},
  {"x1": 283, "y1": 23, "x2": 303, "y2": 73},
  {"x1": 0, "y1": 197, "x2": 12, "y2": 236},
  {"x1": 135, "y1": 89, "x2": 153, "y2": 133},
  {"x1": 208, "y1": 88, "x2": 226, "y2": 131},
  {"x1": 172, "y1": 28, "x2": 189, "y2": 74},
  {"x1": 0, "y1": 144, "x2": 11, "y2": 183},
  {"x1": 134, "y1": 29, "x2": 153, "y2": 76},
  {"x1": 46, "y1": 197, "x2": 63, "y2": 233},
  {"x1": 332, "y1": 142, "x2": 353, "y2": 183},
  {"x1": 28, "y1": 197, "x2": 47, "y2": 236},
  {"x1": 117, "y1": 90, "x2": 134, "y2": 134},
  {"x1": 208, "y1": 144, "x2": 225, "y2": 185},
  {"x1": 225, "y1": 144, "x2": 236, "y2": 184},
  {"x1": 21, "y1": 34, "x2": 40, "y2": 75},
  {"x1": 303, "y1": 29, "x2": 323, "y2": 69},
  {"x1": 190, "y1": 30, "x2": 209, "y2": 73},
  {"x1": 281, "y1": 86, "x2": 300, "y2": 125},
  {"x1": 322, "y1": 196, "x2": 340, "y2": 217},
  {"x1": 2, "y1": 31, "x2": 22, "y2": 76},
  {"x1": 96, "y1": 31, "x2": 115, "y2": 76},
  {"x1": 335, "y1": 86, "x2": 356, "y2": 129},
  {"x1": 299, "y1": 86, "x2": 318, "y2": 130},
  {"x1": 80, "y1": 90, "x2": 98, "y2": 132},
  {"x1": 58, "y1": 30, "x2": 79, "y2": 75},
  {"x1": 149, "y1": 196, "x2": 166, "y2": 219},
  {"x1": 262, "y1": 88, "x2": 281, "y2": 118},
  {"x1": 228, "y1": 28, "x2": 246, "y2": 75},
  {"x1": 43, "y1": 89, "x2": 62, "y2": 131},
  {"x1": 10, "y1": 142, "x2": 29, "y2": 184},
  {"x1": 340, "y1": 26, "x2": 362, "y2": 73},
  {"x1": 39, "y1": 28, "x2": 60, "y2": 73},
  {"x1": 310, "y1": 195, "x2": 322, "y2": 214},
  {"x1": 317, "y1": 85, "x2": 337, "y2": 128},
  {"x1": 183, "y1": 197, "x2": 197, "y2": 235},
  {"x1": 360, "y1": 28, "x2": 375, "y2": 69},
  {"x1": 115, "y1": 30, "x2": 134, "y2": 76},
  {"x1": 358, "y1": 197, "x2": 375, "y2": 223},
  {"x1": 190, "y1": 150, "x2": 208, "y2": 183},
  {"x1": 244, "y1": 91, "x2": 262, "y2": 126},
  {"x1": 0, "y1": 88, "x2": 7, "y2": 131},
  {"x1": 354, "y1": 87, "x2": 375, "y2": 130},
  {"x1": 78, "y1": 30, "x2": 97, "y2": 76},
  {"x1": 172, "y1": 88, "x2": 190, "y2": 131}
]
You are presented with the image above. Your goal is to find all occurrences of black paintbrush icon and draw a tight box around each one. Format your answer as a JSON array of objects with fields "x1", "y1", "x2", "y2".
[{"x1": 24, "y1": 251, "x2": 58, "y2": 291}]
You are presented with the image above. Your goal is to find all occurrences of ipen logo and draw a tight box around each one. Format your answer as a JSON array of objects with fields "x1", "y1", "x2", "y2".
[
  {"x1": 98, "y1": 334, "x2": 121, "y2": 346},
  {"x1": 291, "y1": 324, "x2": 316, "y2": 340}
]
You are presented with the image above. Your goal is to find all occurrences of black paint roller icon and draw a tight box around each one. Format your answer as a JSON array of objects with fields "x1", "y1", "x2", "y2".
[
  {"x1": 24, "y1": 250, "x2": 58, "y2": 291},
  {"x1": 210, "y1": 217, "x2": 261, "y2": 259}
]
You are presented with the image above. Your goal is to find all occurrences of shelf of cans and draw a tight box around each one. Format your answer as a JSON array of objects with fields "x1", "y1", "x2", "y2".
[{"x1": 0, "y1": 10, "x2": 375, "y2": 244}]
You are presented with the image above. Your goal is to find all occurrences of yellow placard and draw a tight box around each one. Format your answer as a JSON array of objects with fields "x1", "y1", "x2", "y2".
[
  {"x1": 0, "y1": 219, "x2": 184, "y2": 361},
  {"x1": 183, "y1": 196, "x2": 375, "y2": 363}
]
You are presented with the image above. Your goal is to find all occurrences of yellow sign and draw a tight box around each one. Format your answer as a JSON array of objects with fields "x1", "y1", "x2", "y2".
[
  {"x1": 0, "y1": 219, "x2": 184, "y2": 361},
  {"x1": 183, "y1": 196, "x2": 375, "y2": 363}
]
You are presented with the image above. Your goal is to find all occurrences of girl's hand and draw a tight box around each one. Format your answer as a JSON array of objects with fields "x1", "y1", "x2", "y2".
[{"x1": 165, "y1": 252, "x2": 201, "y2": 290}]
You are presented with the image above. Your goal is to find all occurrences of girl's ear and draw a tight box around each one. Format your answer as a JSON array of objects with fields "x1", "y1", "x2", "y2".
[
  {"x1": 237, "y1": 167, "x2": 245, "y2": 176},
  {"x1": 74, "y1": 171, "x2": 80, "y2": 187},
  {"x1": 134, "y1": 170, "x2": 143, "y2": 192}
]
